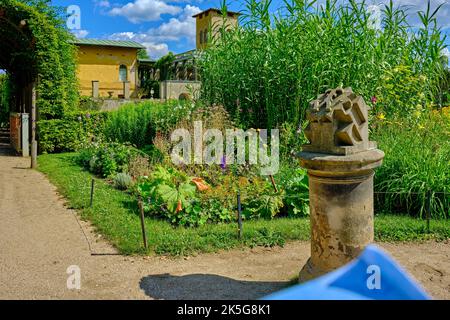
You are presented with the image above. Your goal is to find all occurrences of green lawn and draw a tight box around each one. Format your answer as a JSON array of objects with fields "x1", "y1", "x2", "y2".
[{"x1": 37, "y1": 153, "x2": 450, "y2": 256}]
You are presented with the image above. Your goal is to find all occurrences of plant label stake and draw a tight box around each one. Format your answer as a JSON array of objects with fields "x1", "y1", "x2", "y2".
[
  {"x1": 138, "y1": 198, "x2": 148, "y2": 250},
  {"x1": 90, "y1": 178, "x2": 95, "y2": 208},
  {"x1": 269, "y1": 175, "x2": 278, "y2": 193},
  {"x1": 426, "y1": 190, "x2": 431, "y2": 233},
  {"x1": 237, "y1": 192, "x2": 243, "y2": 240}
]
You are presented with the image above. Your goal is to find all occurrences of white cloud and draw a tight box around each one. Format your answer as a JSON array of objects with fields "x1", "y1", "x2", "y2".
[
  {"x1": 145, "y1": 5, "x2": 200, "y2": 42},
  {"x1": 442, "y1": 47, "x2": 450, "y2": 58},
  {"x1": 142, "y1": 42, "x2": 170, "y2": 58},
  {"x1": 72, "y1": 29, "x2": 89, "y2": 38},
  {"x1": 109, "y1": 32, "x2": 169, "y2": 58},
  {"x1": 108, "y1": 5, "x2": 201, "y2": 58},
  {"x1": 109, "y1": 0, "x2": 182, "y2": 23}
]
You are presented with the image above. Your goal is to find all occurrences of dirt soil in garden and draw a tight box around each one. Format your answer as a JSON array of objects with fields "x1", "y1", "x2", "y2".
[{"x1": 0, "y1": 151, "x2": 449, "y2": 300}]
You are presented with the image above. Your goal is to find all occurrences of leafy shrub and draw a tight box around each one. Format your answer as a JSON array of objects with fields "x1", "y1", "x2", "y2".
[
  {"x1": 103, "y1": 100, "x2": 197, "y2": 148},
  {"x1": 38, "y1": 111, "x2": 108, "y2": 153},
  {"x1": 3, "y1": 0, "x2": 79, "y2": 120},
  {"x1": 373, "y1": 112, "x2": 449, "y2": 218},
  {"x1": 113, "y1": 172, "x2": 134, "y2": 190},
  {"x1": 78, "y1": 96, "x2": 102, "y2": 111},
  {"x1": 137, "y1": 166, "x2": 204, "y2": 226},
  {"x1": 77, "y1": 141, "x2": 139, "y2": 178},
  {"x1": 276, "y1": 166, "x2": 310, "y2": 217},
  {"x1": 0, "y1": 74, "x2": 12, "y2": 127}
]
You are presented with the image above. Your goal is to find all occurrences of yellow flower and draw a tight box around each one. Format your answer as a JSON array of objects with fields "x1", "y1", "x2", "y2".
[
  {"x1": 414, "y1": 110, "x2": 421, "y2": 118},
  {"x1": 418, "y1": 124, "x2": 425, "y2": 130},
  {"x1": 377, "y1": 113, "x2": 386, "y2": 120}
]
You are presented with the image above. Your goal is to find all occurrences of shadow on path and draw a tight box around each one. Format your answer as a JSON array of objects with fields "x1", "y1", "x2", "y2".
[{"x1": 139, "y1": 273, "x2": 289, "y2": 300}]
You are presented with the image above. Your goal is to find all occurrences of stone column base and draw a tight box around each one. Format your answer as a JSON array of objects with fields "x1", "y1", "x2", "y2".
[{"x1": 297, "y1": 149, "x2": 384, "y2": 283}]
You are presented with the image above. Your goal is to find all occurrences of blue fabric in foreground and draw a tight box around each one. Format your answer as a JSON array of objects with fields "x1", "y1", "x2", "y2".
[{"x1": 263, "y1": 245, "x2": 430, "y2": 300}]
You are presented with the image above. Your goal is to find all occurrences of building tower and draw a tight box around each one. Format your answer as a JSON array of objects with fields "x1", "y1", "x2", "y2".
[{"x1": 193, "y1": 8, "x2": 240, "y2": 50}]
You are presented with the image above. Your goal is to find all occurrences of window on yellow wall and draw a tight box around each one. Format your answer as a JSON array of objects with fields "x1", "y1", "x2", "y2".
[
  {"x1": 199, "y1": 30, "x2": 203, "y2": 44},
  {"x1": 119, "y1": 65, "x2": 127, "y2": 82},
  {"x1": 203, "y1": 30, "x2": 208, "y2": 44}
]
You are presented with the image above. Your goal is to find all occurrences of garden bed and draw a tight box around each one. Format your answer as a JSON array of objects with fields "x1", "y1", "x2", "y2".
[{"x1": 38, "y1": 153, "x2": 450, "y2": 256}]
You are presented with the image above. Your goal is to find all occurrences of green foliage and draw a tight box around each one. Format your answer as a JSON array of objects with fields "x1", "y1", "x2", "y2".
[
  {"x1": 38, "y1": 111, "x2": 108, "y2": 153},
  {"x1": 247, "y1": 228, "x2": 285, "y2": 248},
  {"x1": 113, "y1": 172, "x2": 134, "y2": 190},
  {"x1": 136, "y1": 166, "x2": 202, "y2": 226},
  {"x1": 38, "y1": 153, "x2": 449, "y2": 256},
  {"x1": 155, "y1": 52, "x2": 175, "y2": 80},
  {"x1": 0, "y1": 74, "x2": 12, "y2": 126},
  {"x1": 137, "y1": 49, "x2": 150, "y2": 60},
  {"x1": 373, "y1": 112, "x2": 450, "y2": 218},
  {"x1": 103, "y1": 100, "x2": 197, "y2": 148},
  {"x1": 200, "y1": 0, "x2": 447, "y2": 129},
  {"x1": 139, "y1": 79, "x2": 160, "y2": 99},
  {"x1": 76, "y1": 141, "x2": 138, "y2": 178},
  {"x1": 243, "y1": 191, "x2": 285, "y2": 219},
  {"x1": 276, "y1": 166, "x2": 310, "y2": 217},
  {"x1": 2, "y1": 0, "x2": 79, "y2": 119},
  {"x1": 78, "y1": 96, "x2": 102, "y2": 111},
  {"x1": 374, "y1": 65, "x2": 430, "y2": 120},
  {"x1": 374, "y1": 215, "x2": 450, "y2": 242}
]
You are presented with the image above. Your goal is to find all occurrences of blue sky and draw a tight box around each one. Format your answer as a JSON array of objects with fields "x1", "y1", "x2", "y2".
[{"x1": 52, "y1": 0, "x2": 450, "y2": 59}]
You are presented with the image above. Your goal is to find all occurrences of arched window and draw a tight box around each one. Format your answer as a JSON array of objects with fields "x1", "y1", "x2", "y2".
[
  {"x1": 119, "y1": 65, "x2": 127, "y2": 82},
  {"x1": 199, "y1": 30, "x2": 203, "y2": 44}
]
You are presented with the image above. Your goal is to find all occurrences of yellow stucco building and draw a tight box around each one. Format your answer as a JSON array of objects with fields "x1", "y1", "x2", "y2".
[
  {"x1": 72, "y1": 8, "x2": 240, "y2": 100},
  {"x1": 193, "y1": 8, "x2": 240, "y2": 50},
  {"x1": 73, "y1": 39, "x2": 144, "y2": 98}
]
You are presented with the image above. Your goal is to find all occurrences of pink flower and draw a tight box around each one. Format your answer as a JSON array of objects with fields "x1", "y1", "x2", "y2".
[{"x1": 371, "y1": 96, "x2": 377, "y2": 104}]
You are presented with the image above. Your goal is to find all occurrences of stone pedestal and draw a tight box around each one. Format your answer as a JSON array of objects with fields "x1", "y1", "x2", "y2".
[
  {"x1": 298, "y1": 150, "x2": 384, "y2": 281},
  {"x1": 298, "y1": 87, "x2": 384, "y2": 282}
]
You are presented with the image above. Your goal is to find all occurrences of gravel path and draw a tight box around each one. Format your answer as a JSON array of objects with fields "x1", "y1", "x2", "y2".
[{"x1": 0, "y1": 151, "x2": 449, "y2": 300}]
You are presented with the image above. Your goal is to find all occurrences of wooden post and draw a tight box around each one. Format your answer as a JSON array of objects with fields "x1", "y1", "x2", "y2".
[
  {"x1": 426, "y1": 191, "x2": 431, "y2": 233},
  {"x1": 90, "y1": 178, "x2": 95, "y2": 208},
  {"x1": 138, "y1": 198, "x2": 148, "y2": 250},
  {"x1": 237, "y1": 192, "x2": 243, "y2": 239},
  {"x1": 31, "y1": 82, "x2": 37, "y2": 168}
]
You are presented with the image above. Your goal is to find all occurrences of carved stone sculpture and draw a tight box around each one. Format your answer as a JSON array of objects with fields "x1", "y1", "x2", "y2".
[
  {"x1": 298, "y1": 87, "x2": 384, "y2": 282},
  {"x1": 303, "y1": 87, "x2": 376, "y2": 155}
]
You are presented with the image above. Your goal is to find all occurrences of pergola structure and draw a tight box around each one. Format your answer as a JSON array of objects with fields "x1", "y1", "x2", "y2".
[
  {"x1": 0, "y1": 4, "x2": 37, "y2": 166},
  {"x1": 0, "y1": 1, "x2": 77, "y2": 167},
  {"x1": 172, "y1": 50, "x2": 201, "y2": 81}
]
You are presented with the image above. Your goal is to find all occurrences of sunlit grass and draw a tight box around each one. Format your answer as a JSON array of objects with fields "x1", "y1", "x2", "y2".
[{"x1": 37, "y1": 153, "x2": 450, "y2": 256}]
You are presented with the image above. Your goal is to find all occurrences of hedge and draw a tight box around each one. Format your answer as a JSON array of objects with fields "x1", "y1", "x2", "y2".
[{"x1": 38, "y1": 111, "x2": 108, "y2": 153}]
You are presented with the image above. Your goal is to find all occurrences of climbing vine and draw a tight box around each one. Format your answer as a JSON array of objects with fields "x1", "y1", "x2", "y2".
[{"x1": 1, "y1": 0, "x2": 79, "y2": 119}]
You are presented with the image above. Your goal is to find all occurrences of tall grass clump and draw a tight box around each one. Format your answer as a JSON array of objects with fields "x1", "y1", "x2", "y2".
[
  {"x1": 103, "y1": 100, "x2": 195, "y2": 148},
  {"x1": 200, "y1": 0, "x2": 448, "y2": 129},
  {"x1": 372, "y1": 111, "x2": 450, "y2": 219}
]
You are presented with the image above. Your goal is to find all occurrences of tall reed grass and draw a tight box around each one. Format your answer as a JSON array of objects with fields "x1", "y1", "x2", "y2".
[
  {"x1": 103, "y1": 100, "x2": 194, "y2": 148},
  {"x1": 373, "y1": 112, "x2": 449, "y2": 219},
  {"x1": 200, "y1": 0, "x2": 447, "y2": 128}
]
